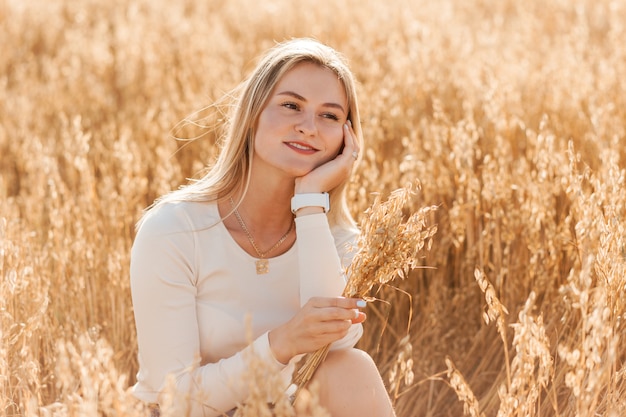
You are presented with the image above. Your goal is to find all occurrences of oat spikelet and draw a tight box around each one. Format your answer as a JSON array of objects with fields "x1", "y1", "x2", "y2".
[
  {"x1": 557, "y1": 255, "x2": 618, "y2": 415},
  {"x1": 388, "y1": 335, "x2": 415, "y2": 401},
  {"x1": 292, "y1": 182, "x2": 438, "y2": 401},
  {"x1": 343, "y1": 182, "x2": 438, "y2": 299},
  {"x1": 474, "y1": 268, "x2": 511, "y2": 386},
  {"x1": 497, "y1": 291, "x2": 553, "y2": 417},
  {"x1": 445, "y1": 357, "x2": 485, "y2": 417},
  {"x1": 293, "y1": 382, "x2": 331, "y2": 417},
  {"x1": 234, "y1": 316, "x2": 302, "y2": 417}
]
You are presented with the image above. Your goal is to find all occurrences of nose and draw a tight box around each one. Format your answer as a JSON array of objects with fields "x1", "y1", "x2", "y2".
[{"x1": 295, "y1": 111, "x2": 317, "y2": 136}]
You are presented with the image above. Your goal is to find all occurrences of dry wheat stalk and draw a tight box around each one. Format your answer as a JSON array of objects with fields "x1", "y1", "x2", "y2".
[
  {"x1": 474, "y1": 268, "x2": 511, "y2": 387},
  {"x1": 445, "y1": 357, "x2": 485, "y2": 417},
  {"x1": 4, "y1": 1, "x2": 626, "y2": 415},
  {"x1": 497, "y1": 291, "x2": 553, "y2": 417},
  {"x1": 387, "y1": 334, "x2": 415, "y2": 401},
  {"x1": 291, "y1": 182, "x2": 438, "y2": 402}
]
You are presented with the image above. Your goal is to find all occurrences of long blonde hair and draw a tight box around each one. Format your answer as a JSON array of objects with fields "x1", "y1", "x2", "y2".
[{"x1": 142, "y1": 38, "x2": 363, "y2": 230}]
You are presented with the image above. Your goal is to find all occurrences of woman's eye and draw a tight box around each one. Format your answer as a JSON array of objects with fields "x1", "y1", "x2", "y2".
[
  {"x1": 282, "y1": 102, "x2": 299, "y2": 110},
  {"x1": 322, "y1": 113, "x2": 339, "y2": 121}
]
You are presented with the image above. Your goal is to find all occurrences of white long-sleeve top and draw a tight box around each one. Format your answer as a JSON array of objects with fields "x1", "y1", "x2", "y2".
[{"x1": 130, "y1": 200, "x2": 362, "y2": 416}]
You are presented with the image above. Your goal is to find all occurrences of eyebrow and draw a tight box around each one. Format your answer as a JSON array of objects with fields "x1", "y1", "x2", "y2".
[{"x1": 277, "y1": 91, "x2": 346, "y2": 114}]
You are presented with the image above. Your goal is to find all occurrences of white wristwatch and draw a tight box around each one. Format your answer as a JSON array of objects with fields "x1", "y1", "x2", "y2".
[{"x1": 291, "y1": 192, "x2": 330, "y2": 213}]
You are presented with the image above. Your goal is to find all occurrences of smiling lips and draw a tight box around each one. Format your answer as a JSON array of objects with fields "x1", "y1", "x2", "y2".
[{"x1": 285, "y1": 141, "x2": 318, "y2": 154}]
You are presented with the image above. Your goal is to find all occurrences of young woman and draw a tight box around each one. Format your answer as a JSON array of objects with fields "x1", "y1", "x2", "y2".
[{"x1": 130, "y1": 38, "x2": 396, "y2": 417}]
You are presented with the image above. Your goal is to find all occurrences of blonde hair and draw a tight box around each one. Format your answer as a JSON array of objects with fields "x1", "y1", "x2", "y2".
[{"x1": 143, "y1": 38, "x2": 363, "y2": 230}]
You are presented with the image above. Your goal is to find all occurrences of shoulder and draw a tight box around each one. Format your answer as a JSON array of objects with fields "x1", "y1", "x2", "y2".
[{"x1": 135, "y1": 200, "x2": 220, "y2": 238}]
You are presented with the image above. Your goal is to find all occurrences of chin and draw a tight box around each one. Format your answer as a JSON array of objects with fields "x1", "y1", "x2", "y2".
[
  {"x1": 288, "y1": 168, "x2": 314, "y2": 178},
  {"x1": 283, "y1": 161, "x2": 318, "y2": 177}
]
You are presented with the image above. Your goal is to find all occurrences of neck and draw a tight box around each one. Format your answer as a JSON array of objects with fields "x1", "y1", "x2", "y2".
[{"x1": 231, "y1": 172, "x2": 295, "y2": 233}]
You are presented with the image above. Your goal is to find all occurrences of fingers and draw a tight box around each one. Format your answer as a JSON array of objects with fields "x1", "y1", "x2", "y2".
[
  {"x1": 270, "y1": 297, "x2": 367, "y2": 360},
  {"x1": 352, "y1": 311, "x2": 367, "y2": 324},
  {"x1": 348, "y1": 120, "x2": 360, "y2": 156},
  {"x1": 309, "y1": 296, "x2": 367, "y2": 310},
  {"x1": 294, "y1": 121, "x2": 360, "y2": 194},
  {"x1": 306, "y1": 296, "x2": 368, "y2": 324},
  {"x1": 342, "y1": 121, "x2": 360, "y2": 161}
]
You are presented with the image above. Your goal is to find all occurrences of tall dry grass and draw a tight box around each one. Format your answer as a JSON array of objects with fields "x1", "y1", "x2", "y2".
[{"x1": 1, "y1": 0, "x2": 625, "y2": 415}]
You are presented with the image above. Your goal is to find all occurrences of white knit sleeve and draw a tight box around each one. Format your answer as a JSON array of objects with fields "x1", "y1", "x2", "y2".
[{"x1": 294, "y1": 214, "x2": 363, "y2": 350}]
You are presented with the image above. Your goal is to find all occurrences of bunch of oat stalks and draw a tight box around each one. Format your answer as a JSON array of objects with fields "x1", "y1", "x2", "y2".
[{"x1": 291, "y1": 182, "x2": 438, "y2": 400}]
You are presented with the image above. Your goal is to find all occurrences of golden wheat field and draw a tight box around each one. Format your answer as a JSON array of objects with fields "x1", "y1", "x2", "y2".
[{"x1": 2, "y1": 0, "x2": 626, "y2": 415}]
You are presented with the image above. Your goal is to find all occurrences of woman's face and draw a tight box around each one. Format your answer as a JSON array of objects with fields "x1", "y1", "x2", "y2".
[{"x1": 253, "y1": 62, "x2": 348, "y2": 180}]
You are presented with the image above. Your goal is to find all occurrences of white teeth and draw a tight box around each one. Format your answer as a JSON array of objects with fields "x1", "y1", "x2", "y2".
[{"x1": 289, "y1": 142, "x2": 314, "y2": 150}]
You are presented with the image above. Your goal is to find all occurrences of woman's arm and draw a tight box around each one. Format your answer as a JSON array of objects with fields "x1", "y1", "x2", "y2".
[
  {"x1": 267, "y1": 118, "x2": 364, "y2": 363},
  {"x1": 266, "y1": 209, "x2": 365, "y2": 364},
  {"x1": 130, "y1": 204, "x2": 287, "y2": 416},
  {"x1": 294, "y1": 212, "x2": 363, "y2": 349}
]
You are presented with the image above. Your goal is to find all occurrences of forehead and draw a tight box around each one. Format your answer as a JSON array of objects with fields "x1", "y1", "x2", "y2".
[{"x1": 274, "y1": 62, "x2": 347, "y2": 105}]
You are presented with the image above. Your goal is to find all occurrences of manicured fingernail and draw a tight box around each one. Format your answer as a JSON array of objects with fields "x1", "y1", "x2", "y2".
[
  {"x1": 354, "y1": 309, "x2": 360, "y2": 319},
  {"x1": 356, "y1": 300, "x2": 367, "y2": 308}
]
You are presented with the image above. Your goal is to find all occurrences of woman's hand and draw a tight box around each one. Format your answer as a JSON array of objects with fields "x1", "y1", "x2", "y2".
[
  {"x1": 268, "y1": 296, "x2": 367, "y2": 364},
  {"x1": 294, "y1": 121, "x2": 360, "y2": 194}
]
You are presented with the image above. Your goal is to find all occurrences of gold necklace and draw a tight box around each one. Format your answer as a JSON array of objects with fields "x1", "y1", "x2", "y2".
[{"x1": 229, "y1": 198, "x2": 294, "y2": 274}]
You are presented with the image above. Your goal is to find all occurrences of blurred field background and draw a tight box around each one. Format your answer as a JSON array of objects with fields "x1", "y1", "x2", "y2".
[{"x1": 1, "y1": 0, "x2": 625, "y2": 415}]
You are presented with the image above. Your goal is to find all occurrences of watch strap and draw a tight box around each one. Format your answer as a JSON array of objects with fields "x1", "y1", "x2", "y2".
[{"x1": 291, "y1": 192, "x2": 330, "y2": 213}]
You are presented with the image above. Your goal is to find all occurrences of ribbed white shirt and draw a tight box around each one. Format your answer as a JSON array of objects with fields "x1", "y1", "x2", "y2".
[{"x1": 130, "y1": 200, "x2": 362, "y2": 416}]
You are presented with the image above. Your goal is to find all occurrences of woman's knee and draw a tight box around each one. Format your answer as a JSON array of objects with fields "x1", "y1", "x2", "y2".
[
  {"x1": 310, "y1": 348, "x2": 395, "y2": 417},
  {"x1": 322, "y1": 348, "x2": 378, "y2": 374},
  {"x1": 314, "y1": 348, "x2": 385, "y2": 389}
]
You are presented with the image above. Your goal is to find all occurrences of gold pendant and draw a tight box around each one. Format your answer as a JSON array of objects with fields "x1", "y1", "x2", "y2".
[{"x1": 255, "y1": 259, "x2": 269, "y2": 274}]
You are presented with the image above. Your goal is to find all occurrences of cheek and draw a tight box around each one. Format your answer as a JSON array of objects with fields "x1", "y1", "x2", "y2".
[
  {"x1": 254, "y1": 114, "x2": 276, "y2": 147},
  {"x1": 324, "y1": 126, "x2": 345, "y2": 154}
]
